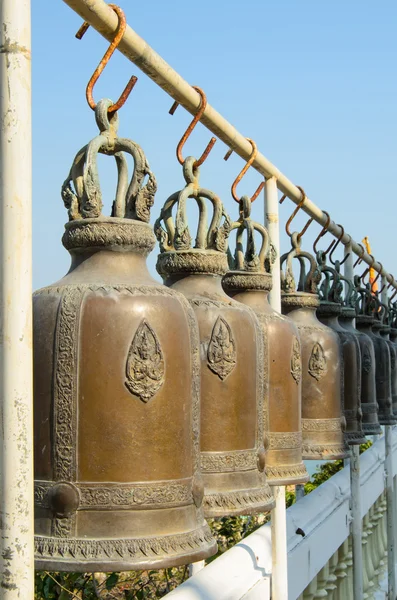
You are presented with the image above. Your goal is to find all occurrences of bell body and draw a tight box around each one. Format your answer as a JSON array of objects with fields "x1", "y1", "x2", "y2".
[
  {"x1": 282, "y1": 293, "x2": 349, "y2": 460},
  {"x1": 380, "y1": 326, "x2": 397, "y2": 418},
  {"x1": 318, "y1": 304, "x2": 366, "y2": 445},
  {"x1": 356, "y1": 317, "x2": 395, "y2": 425},
  {"x1": 340, "y1": 312, "x2": 381, "y2": 435},
  {"x1": 158, "y1": 251, "x2": 274, "y2": 517},
  {"x1": 34, "y1": 219, "x2": 216, "y2": 571},
  {"x1": 222, "y1": 271, "x2": 308, "y2": 485}
]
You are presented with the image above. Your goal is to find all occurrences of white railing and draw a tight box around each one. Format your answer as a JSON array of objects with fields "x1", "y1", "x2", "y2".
[{"x1": 167, "y1": 432, "x2": 397, "y2": 599}]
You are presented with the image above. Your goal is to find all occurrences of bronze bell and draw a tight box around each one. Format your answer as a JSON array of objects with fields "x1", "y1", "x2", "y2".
[
  {"x1": 316, "y1": 255, "x2": 366, "y2": 445},
  {"x1": 378, "y1": 300, "x2": 397, "y2": 419},
  {"x1": 355, "y1": 282, "x2": 395, "y2": 425},
  {"x1": 155, "y1": 157, "x2": 274, "y2": 517},
  {"x1": 222, "y1": 196, "x2": 308, "y2": 486},
  {"x1": 280, "y1": 233, "x2": 349, "y2": 460},
  {"x1": 33, "y1": 100, "x2": 217, "y2": 571},
  {"x1": 339, "y1": 276, "x2": 381, "y2": 435}
]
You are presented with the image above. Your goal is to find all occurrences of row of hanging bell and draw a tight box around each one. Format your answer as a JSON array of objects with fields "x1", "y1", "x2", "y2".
[{"x1": 34, "y1": 100, "x2": 307, "y2": 572}]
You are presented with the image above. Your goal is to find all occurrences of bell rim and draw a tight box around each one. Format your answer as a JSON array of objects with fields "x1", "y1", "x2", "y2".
[
  {"x1": 34, "y1": 522, "x2": 217, "y2": 572},
  {"x1": 266, "y1": 462, "x2": 309, "y2": 486},
  {"x1": 203, "y1": 485, "x2": 275, "y2": 518}
]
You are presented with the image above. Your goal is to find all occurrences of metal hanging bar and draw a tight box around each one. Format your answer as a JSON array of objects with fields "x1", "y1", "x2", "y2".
[{"x1": 62, "y1": 0, "x2": 395, "y2": 287}]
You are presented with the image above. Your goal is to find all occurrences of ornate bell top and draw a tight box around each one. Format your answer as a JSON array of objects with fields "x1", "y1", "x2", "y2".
[
  {"x1": 155, "y1": 157, "x2": 231, "y2": 279},
  {"x1": 315, "y1": 252, "x2": 344, "y2": 318},
  {"x1": 280, "y1": 232, "x2": 321, "y2": 309},
  {"x1": 222, "y1": 196, "x2": 273, "y2": 293},
  {"x1": 61, "y1": 99, "x2": 157, "y2": 256},
  {"x1": 355, "y1": 276, "x2": 377, "y2": 325}
]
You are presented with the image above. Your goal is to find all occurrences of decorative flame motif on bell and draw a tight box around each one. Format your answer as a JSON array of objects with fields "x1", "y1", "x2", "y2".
[
  {"x1": 280, "y1": 233, "x2": 349, "y2": 460},
  {"x1": 125, "y1": 319, "x2": 165, "y2": 401},
  {"x1": 155, "y1": 160, "x2": 274, "y2": 516},
  {"x1": 222, "y1": 196, "x2": 308, "y2": 486},
  {"x1": 355, "y1": 279, "x2": 395, "y2": 425},
  {"x1": 33, "y1": 100, "x2": 216, "y2": 571},
  {"x1": 207, "y1": 316, "x2": 237, "y2": 380},
  {"x1": 316, "y1": 255, "x2": 366, "y2": 445}
]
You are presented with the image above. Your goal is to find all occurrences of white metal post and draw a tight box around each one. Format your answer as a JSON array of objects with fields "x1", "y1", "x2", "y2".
[
  {"x1": 265, "y1": 176, "x2": 288, "y2": 600},
  {"x1": 0, "y1": 0, "x2": 34, "y2": 597},
  {"x1": 382, "y1": 275, "x2": 396, "y2": 598},
  {"x1": 344, "y1": 244, "x2": 364, "y2": 600}
]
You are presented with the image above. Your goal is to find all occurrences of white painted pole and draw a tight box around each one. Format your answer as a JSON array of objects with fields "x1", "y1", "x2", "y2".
[
  {"x1": 344, "y1": 243, "x2": 364, "y2": 600},
  {"x1": 265, "y1": 177, "x2": 288, "y2": 600},
  {"x1": 0, "y1": 0, "x2": 34, "y2": 597},
  {"x1": 382, "y1": 275, "x2": 396, "y2": 598}
]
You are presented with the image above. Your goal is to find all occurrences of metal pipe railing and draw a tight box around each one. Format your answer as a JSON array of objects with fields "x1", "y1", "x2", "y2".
[{"x1": 62, "y1": 0, "x2": 396, "y2": 288}]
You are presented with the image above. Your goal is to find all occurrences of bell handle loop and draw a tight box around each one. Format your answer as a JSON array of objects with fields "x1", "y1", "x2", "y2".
[
  {"x1": 83, "y1": 132, "x2": 149, "y2": 221},
  {"x1": 154, "y1": 191, "x2": 180, "y2": 252},
  {"x1": 169, "y1": 86, "x2": 217, "y2": 168},
  {"x1": 76, "y1": 4, "x2": 138, "y2": 114},
  {"x1": 224, "y1": 138, "x2": 265, "y2": 204}
]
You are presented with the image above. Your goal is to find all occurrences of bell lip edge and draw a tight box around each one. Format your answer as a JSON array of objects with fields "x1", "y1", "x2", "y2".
[
  {"x1": 362, "y1": 425, "x2": 382, "y2": 435},
  {"x1": 267, "y1": 473, "x2": 310, "y2": 486},
  {"x1": 34, "y1": 540, "x2": 218, "y2": 572},
  {"x1": 203, "y1": 499, "x2": 275, "y2": 519}
]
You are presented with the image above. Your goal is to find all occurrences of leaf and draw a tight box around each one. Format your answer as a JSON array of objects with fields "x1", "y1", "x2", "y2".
[{"x1": 106, "y1": 572, "x2": 119, "y2": 590}]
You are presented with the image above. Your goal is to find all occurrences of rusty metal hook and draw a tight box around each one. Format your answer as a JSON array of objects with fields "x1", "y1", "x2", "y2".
[
  {"x1": 361, "y1": 254, "x2": 375, "y2": 281},
  {"x1": 313, "y1": 210, "x2": 335, "y2": 255},
  {"x1": 223, "y1": 138, "x2": 265, "y2": 203},
  {"x1": 169, "y1": 86, "x2": 216, "y2": 168},
  {"x1": 329, "y1": 224, "x2": 350, "y2": 266},
  {"x1": 353, "y1": 243, "x2": 366, "y2": 268},
  {"x1": 281, "y1": 187, "x2": 314, "y2": 240},
  {"x1": 76, "y1": 4, "x2": 137, "y2": 113}
]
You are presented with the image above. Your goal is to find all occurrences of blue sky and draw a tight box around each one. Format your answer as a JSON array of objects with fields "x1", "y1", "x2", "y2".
[{"x1": 32, "y1": 0, "x2": 397, "y2": 289}]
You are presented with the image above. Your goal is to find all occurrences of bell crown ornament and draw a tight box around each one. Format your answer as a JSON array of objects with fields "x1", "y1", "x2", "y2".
[
  {"x1": 34, "y1": 95, "x2": 217, "y2": 571},
  {"x1": 280, "y1": 216, "x2": 348, "y2": 460},
  {"x1": 155, "y1": 117, "x2": 274, "y2": 517},
  {"x1": 155, "y1": 155, "x2": 232, "y2": 280},
  {"x1": 222, "y1": 186, "x2": 308, "y2": 486}
]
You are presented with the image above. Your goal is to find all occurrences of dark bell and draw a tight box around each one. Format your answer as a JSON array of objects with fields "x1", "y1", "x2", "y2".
[
  {"x1": 280, "y1": 235, "x2": 349, "y2": 460},
  {"x1": 355, "y1": 286, "x2": 395, "y2": 426},
  {"x1": 316, "y1": 260, "x2": 365, "y2": 446},
  {"x1": 33, "y1": 102, "x2": 216, "y2": 571},
  {"x1": 155, "y1": 162, "x2": 274, "y2": 517}
]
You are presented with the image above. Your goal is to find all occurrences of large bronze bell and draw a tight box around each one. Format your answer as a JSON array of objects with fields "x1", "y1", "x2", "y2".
[
  {"x1": 155, "y1": 157, "x2": 274, "y2": 518},
  {"x1": 339, "y1": 277, "x2": 381, "y2": 435},
  {"x1": 33, "y1": 100, "x2": 217, "y2": 571},
  {"x1": 356, "y1": 283, "x2": 395, "y2": 425},
  {"x1": 280, "y1": 233, "x2": 349, "y2": 460},
  {"x1": 316, "y1": 256, "x2": 365, "y2": 445},
  {"x1": 222, "y1": 197, "x2": 308, "y2": 485}
]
